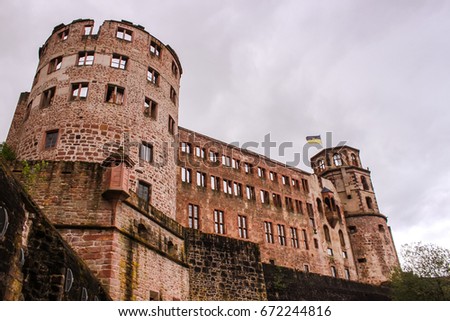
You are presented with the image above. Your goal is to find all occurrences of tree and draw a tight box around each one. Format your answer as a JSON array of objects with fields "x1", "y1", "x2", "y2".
[{"x1": 391, "y1": 242, "x2": 450, "y2": 300}]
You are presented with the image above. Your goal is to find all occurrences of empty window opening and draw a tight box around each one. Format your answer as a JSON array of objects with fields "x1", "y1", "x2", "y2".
[
  {"x1": 214, "y1": 210, "x2": 225, "y2": 234},
  {"x1": 361, "y1": 176, "x2": 370, "y2": 190},
  {"x1": 111, "y1": 54, "x2": 128, "y2": 69},
  {"x1": 48, "y1": 56, "x2": 63, "y2": 73},
  {"x1": 209, "y1": 151, "x2": 219, "y2": 163},
  {"x1": 144, "y1": 97, "x2": 157, "y2": 119},
  {"x1": 188, "y1": 204, "x2": 199, "y2": 229},
  {"x1": 257, "y1": 167, "x2": 266, "y2": 178},
  {"x1": 327, "y1": 248, "x2": 334, "y2": 256},
  {"x1": 147, "y1": 67, "x2": 160, "y2": 84},
  {"x1": 366, "y1": 197, "x2": 373, "y2": 209},
  {"x1": 195, "y1": 146, "x2": 205, "y2": 158},
  {"x1": 181, "y1": 167, "x2": 191, "y2": 183},
  {"x1": 71, "y1": 83, "x2": 88, "y2": 100},
  {"x1": 168, "y1": 116, "x2": 175, "y2": 135},
  {"x1": 333, "y1": 153, "x2": 343, "y2": 166},
  {"x1": 233, "y1": 182, "x2": 242, "y2": 197},
  {"x1": 344, "y1": 269, "x2": 351, "y2": 280},
  {"x1": 313, "y1": 238, "x2": 319, "y2": 249},
  {"x1": 41, "y1": 87, "x2": 56, "y2": 108},
  {"x1": 349, "y1": 226, "x2": 357, "y2": 234},
  {"x1": 222, "y1": 179, "x2": 232, "y2": 195},
  {"x1": 318, "y1": 159, "x2": 325, "y2": 171},
  {"x1": 244, "y1": 163, "x2": 253, "y2": 174},
  {"x1": 181, "y1": 142, "x2": 191, "y2": 154},
  {"x1": 295, "y1": 200, "x2": 303, "y2": 214},
  {"x1": 116, "y1": 27, "x2": 132, "y2": 41},
  {"x1": 137, "y1": 181, "x2": 151, "y2": 211},
  {"x1": 290, "y1": 227, "x2": 299, "y2": 248},
  {"x1": 260, "y1": 190, "x2": 270, "y2": 205},
  {"x1": 304, "y1": 264, "x2": 310, "y2": 273},
  {"x1": 78, "y1": 51, "x2": 94, "y2": 66},
  {"x1": 378, "y1": 224, "x2": 385, "y2": 232},
  {"x1": 196, "y1": 172, "x2": 206, "y2": 187},
  {"x1": 351, "y1": 153, "x2": 358, "y2": 166},
  {"x1": 331, "y1": 266, "x2": 337, "y2": 278},
  {"x1": 357, "y1": 258, "x2": 367, "y2": 263},
  {"x1": 222, "y1": 155, "x2": 231, "y2": 167},
  {"x1": 238, "y1": 215, "x2": 248, "y2": 239},
  {"x1": 317, "y1": 198, "x2": 323, "y2": 214},
  {"x1": 264, "y1": 221, "x2": 274, "y2": 243},
  {"x1": 285, "y1": 197, "x2": 294, "y2": 212},
  {"x1": 278, "y1": 224, "x2": 287, "y2": 246},
  {"x1": 272, "y1": 193, "x2": 282, "y2": 208},
  {"x1": 210, "y1": 176, "x2": 220, "y2": 191},
  {"x1": 324, "y1": 225, "x2": 331, "y2": 243},
  {"x1": 139, "y1": 142, "x2": 153, "y2": 163},
  {"x1": 170, "y1": 86, "x2": 177, "y2": 104},
  {"x1": 232, "y1": 158, "x2": 240, "y2": 170},
  {"x1": 150, "y1": 41, "x2": 161, "y2": 56},
  {"x1": 106, "y1": 85, "x2": 125, "y2": 104},
  {"x1": 246, "y1": 185, "x2": 255, "y2": 200},
  {"x1": 302, "y1": 229, "x2": 309, "y2": 250},
  {"x1": 84, "y1": 25, "x2": 93, "y2": 36},
  {"x1": 44, "y1": 130, "x2": 59, "y2": 149},
  {"x1": 339, "y1": 229, "x2": 346, "y2": 247},
  {"x1": 58, "y1": 29, "x2": 69, "y2": 41},
  {"x1": 171, "y1": 61, "x2": 178, "y2": 77},
  {"x1": 302, "y1": 179, "x2": 310, "y2": 193}
]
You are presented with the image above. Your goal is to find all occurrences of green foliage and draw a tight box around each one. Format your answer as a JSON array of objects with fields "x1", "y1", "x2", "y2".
[
  {"x1": 390, "y1": 243, "x2": 450, "y2": 300},
  {"x1": 22, "y1": 160, "x2": 48, "y2": 186},
  {"x1": 0, "y1": 142, "x2": 16, "y2": 161}
]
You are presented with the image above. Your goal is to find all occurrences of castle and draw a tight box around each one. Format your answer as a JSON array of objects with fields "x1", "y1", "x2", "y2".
[{"x1": 3, "y1": 19, "x2": 399, "y2": 300}]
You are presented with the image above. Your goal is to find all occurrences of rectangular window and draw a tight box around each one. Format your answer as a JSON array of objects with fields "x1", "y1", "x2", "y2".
[
  {"x1": 302, "y1": 229, "x2": 309, "y2": 250},
  {"x1": 84, "y1": 25, "x2": 93, "y2": 36},
  {"x1": 302, "y1": 178, "x2": 310, "y2": 193},
  {"x1": 304, "y1": 264, "x2": 310, "y2": 273},
  {"x1": 137, "y1": 181, "x2": 150, "y2": 211},
  {"x1": 106, "y1": 85, "x2": 125, "y2": 104},
  {"x1": 150, "y1": 41, "x2": 161, "y2": 56},
  {"x1": 257, "y1": 167, "x2": 266, "y2": 179},
  {"x1": 78, "y1": 51, "x2": 94, "y2": 66},
  {"x1": 188, "y1": 204, "x2": 199, "y2": 229},
  {"x1": 144, "y1": 97, "x2": 157, "y2": 119},
  {"x1": 233, "y1": 182, "x2": 242, "y2": 197},
  {"x1": 44, "y1": 130, "x2": 59, "y2": 149},
  {"x1": 278, "y1": 224, "x2": 286, "y2": 246},
  {"x1": 196, "y1": 172, "x2": 206, "y2": 187},
  {"x1": 222, "y1": 179, "x2": 232, "y2": 195},
  {"x1": 116, "y1": 27, "x2": 132, "y2": 41},
  {"x1": 264, "y1": 221, "x2": 274, "y2": 243},
  {"x1": 168, "y1": 115, "x2": 175, "y2": 135},
  {"x1": 210, "y1": 176, "x2": 220, "y2": 191},
  {"x1": 307, "y1": 203, "x2": 314, "y2": 217},
  {"x1": 181, "y1": 167, "x2": 191, "y2": 183},
  {"x1": 71, "y1": 83, "x2": 88, "y2": 100},
  {"x1": 272, "y1": 193, "x2": 282, "y2": 208},
  {"x1": 342, "y1": 251, "x2": 348, "y2": 259},
  {"x1": 260, "y1": 190, "x2": 270, "y2": 205},
  {"x1": 244, "y1": 163, "x2": 253, "y2": 174},
  {"x1": 58, "y1": 29, "x2": 69, "y2": 41},
  {"x1": 232, "y1": 159, "x2": 240, "y2": 170},
  {"x1": 172, "y1": 61, "x2": 178, "y2": 77},
  {"x1": 344, "y1": 269, "x2": 350, "y2": 280},
  {"x1": 282, "y1": 175, "x2": 289, "y2": 185},
  {"x1": 285, "y1": 197, "x2": 294, "y2": 212},
  {"x1": 147, "y1": 67, "x2": 160, "y2": 85},
  {"x1": 314, "y1": 238, "x2": 319, "y2": 249},
  {"x1": 269, "y1": 171, "x2": 277, "y2": 181},
  {"x1": 246, "y1": 185, "x2": 255, "y2": 200},
  {"x1": 111, "y1": 54, "x2": 128, "y2": 69},
  {"x1": 327, "y1": 248, "x2": 334, "y2": 256},
  {"x1": 195, "y1": 147, "x2": 205, "y2": 158},
  {"x1": 48, "y1": 56, "x2": 63, "y2": 73},
  {"x1": 222, "y1": 155, "x2": 231, "y2": 167},
  {"x1": 295, "y1": 200, "x2": 303, "y2": 214},
  {"x1": 170, "y1": 86, "x2": 177, "y2": 104},
  {"x1": 292, "y1": 178, "x2": 300, "y2": 190},
  {"x1": 181, "y1": 142, "x2": 191, "y2": 154},
  {"x1": 238, "y1": 215, "x2": 248, "y2": 239},
  {"x1": 209, "y1": 151, "x2": 219, "y2": 163},
  {"x1": 214, "y1": 210, "x2": 225, "y2": 234},
  {"x1": 139, "y1": 142, "x2": 153, "y2": 163},
  {"x1": 290, "y1": 227, "x2": 299, "y2": 248},
  {"x1": 331, "y1": 266, "x2": 337, "y2": 278},
  {"x1": 41, "y1": 87, "x2": 56, "y2": 108}
]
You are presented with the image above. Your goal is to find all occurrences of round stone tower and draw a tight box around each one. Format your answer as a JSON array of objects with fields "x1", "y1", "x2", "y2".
[
  {"x1": 7, "y1": 19, "x2": 182, "y2": 218},
  {"x1": 311, "y1": 146, "x2": 399, "y2": 284}
]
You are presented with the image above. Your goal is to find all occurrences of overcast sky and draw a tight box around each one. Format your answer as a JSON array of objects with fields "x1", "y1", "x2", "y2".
[{"x1": 1, "y1": 0, "x2": 449, "y2": 251}]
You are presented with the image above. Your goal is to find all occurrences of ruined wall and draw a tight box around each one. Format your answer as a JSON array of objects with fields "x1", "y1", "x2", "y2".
[
  {"x1": 263, "y1": 264, "x2": 390, "y2": 301},
  {"x1": 0, "y1": 161, "x2": 110, "y2": 300},
  {"x1": 177, "y1": 128, "x2": 357, "y2": 280},
  {"x1": 185, "y1": 229, "x2": 267, "y2": 301}
]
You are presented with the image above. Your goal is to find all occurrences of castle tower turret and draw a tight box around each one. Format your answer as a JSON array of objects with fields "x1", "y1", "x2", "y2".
[{"x1": 311, "y1": 146, "x2": 399, "y2": 284}]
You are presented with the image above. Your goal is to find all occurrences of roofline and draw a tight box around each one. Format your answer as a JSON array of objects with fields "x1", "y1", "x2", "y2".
[
  {"x1": 311, "y1": 145, "x2": 361, "y2": 160},
  {"x1": 178, "y1": 126, "x2": 312, "y2": 176}
]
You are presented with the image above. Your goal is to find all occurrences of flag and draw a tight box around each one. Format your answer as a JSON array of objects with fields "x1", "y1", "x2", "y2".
[{"x1": 306, "y1": 135, "x2": 322, "y2": 145}]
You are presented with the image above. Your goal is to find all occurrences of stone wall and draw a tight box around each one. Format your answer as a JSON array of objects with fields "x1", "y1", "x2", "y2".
[
  {"x1": 185, "y1": 229, "x2": 267, "y2": 301},
  {"x1": 0, "y1": 161, "x2": 110, "y2": 300},
  {"x1": 263, "y1": 264, "x2": 390, "y2": 301}
]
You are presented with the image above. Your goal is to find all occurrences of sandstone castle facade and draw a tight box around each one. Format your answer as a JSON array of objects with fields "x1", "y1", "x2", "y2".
[{"x1": 3, "y1": 19, "x2": 398, "y2": 300}]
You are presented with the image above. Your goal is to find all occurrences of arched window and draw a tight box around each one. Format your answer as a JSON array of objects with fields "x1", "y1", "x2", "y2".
[
  {"x1": 316, "y1": 198, "x2": 323, "y2": 214},
  {"x1": 338, "y1": 230, "x2": 345, "y2": 247},
  {"x1": 324, "y1": 197, "x2": 331, "y2": 210},
  {"x1": 366, "y1": 197, "x2": 373, "y2": 210},
  {"x1": 361, "y1": 176, "x2": 369, "y2": 190},
  {"x1": 318, "y1": 159, "x2": 325, "y2": 171},
  {"x1": 323, "y1": 225, "x2": 331, "y2": 243},
  {"x1": 333, "y1": 153, "x2": 342, "y2": 166},
  {"x1": 331, "y1": 198, "x2": 336, "y2": 211},
  {"x1": 351, "y1": 153, "x2": 358, "y2": 166}
]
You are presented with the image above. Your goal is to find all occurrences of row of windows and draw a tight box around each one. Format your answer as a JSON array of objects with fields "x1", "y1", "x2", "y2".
[
  {"x1": 180, "y1": 142, "x2": 310, "y2": 193},
  {"x1": 180, "y1": 167, "x2": 315, "y2": 214},
  {"x1": 44, "y1": 52, "x2": 176, "y2": 103},
  {"x1": 56, "y1": 25, "x2": 179, "y2": 77},
  {"x1": 316, "y1": 152, "x2": 359, "y2": 171}
]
